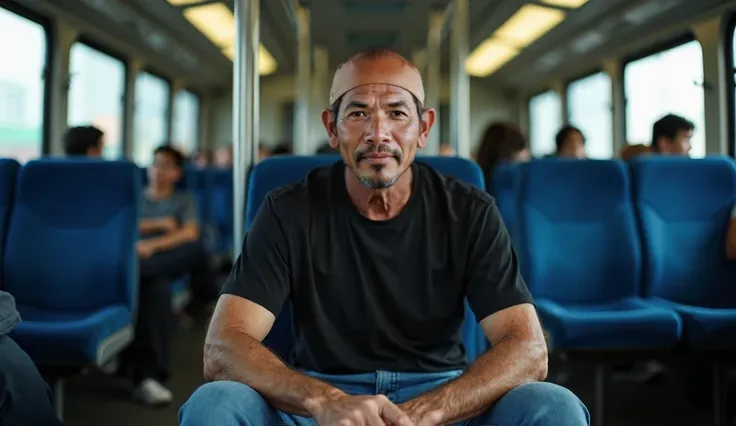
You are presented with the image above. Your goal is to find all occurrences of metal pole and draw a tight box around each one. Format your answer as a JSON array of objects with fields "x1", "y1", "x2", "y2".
[
  {"x1": 450, "y1": 0, "x2": 471, "y2": 158},
  {"x1": 232, "y1": 0, "x2": 257, "y2": 258},
  {"x1": 426, "y1": 10, "x2": 443, "y2": 156},
  {"x1": 249, "y1": 0, "x2": 260, "y2": 167},
  {"x1": 293, "y1": 6, "x2": 311, "y2": 155}
]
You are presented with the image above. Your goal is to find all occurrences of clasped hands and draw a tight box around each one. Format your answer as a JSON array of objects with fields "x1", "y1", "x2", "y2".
[{"x1": 310, "y1": 393, "x2": 444, "y2": 426}]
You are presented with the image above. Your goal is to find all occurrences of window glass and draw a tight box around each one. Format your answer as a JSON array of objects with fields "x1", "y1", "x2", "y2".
[
  {"x1": 567, "y1": 72, "x2": 613, "y2": 159},
  {"x1": 172, "y1": 90, "x2": 199, "y2": 155},
  {"x1": 68, "y1": 43, "x2": 125, "y2": 159},
  {"x1": 133, "y1": 72, "x2": 169, "y2": 165},
  {"x1": 529, "y1": 91, "x2": 562, "y2": 157},
  {"x1": 0, "y1": 7, "x2": 46, "y2": 162},
  {"x1": 624, "y1": 40, "x2": 705, "y2": 157}
]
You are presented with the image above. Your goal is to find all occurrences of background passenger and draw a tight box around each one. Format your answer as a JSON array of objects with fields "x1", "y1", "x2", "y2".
[
  {"x1": 213, "y1": 146, "x2": 233, "y2": 168},
  {"x1": 63, "y1": 125, "x2": 105, "y2": 157},
  {"x1": 126, "y1": 145, "x2": 218, "y2": 406},
  {"x1": 191, "y1": 149, "x2": 211, "y2": 168},
  {"x1": 270, "y1": 143, "x2": 293, "y2": 155},
  {"x1": 439, "y1": 142, "x2": 454, "y2": 156},
  {"x1": 620, "y1": 143, "x2": 651, "y2": 161},
  {"x1": 555, "y1": 125, "x2": 586, "y2": 159},
  {"x1": 650, "y1": 114, "x2": 694, "y2": 156},
  {"x1": 475, "y1": 121, "x2": 530, "y2": 189}
]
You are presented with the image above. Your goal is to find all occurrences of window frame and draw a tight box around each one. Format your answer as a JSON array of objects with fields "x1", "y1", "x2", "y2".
[
  {"x1": 133, "y1": 70, "x2": 172, "y2": 164},
  {"x1": 1, "y1": 2, "x2": 54, "y2": 157},
  {"x1": 564, "y1": 68, "x2": 614, "y2": 159},
  {"x1": 67, "y1": 38, "x2": 128, "y2": 159},
  {"x1": 172, "y1": 88, "x2": 201, "y2": 153},
  {"x1": 725, "y1": 14, "x2": 736, "y2": 157},
  {"x1": 528, "y1": 88, "x2": 562, "y2": 157},
  {"x1": 621, "y1": 33, "x2": 697, "y2": 147}
]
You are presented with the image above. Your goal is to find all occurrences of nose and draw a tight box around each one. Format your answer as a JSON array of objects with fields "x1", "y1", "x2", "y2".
[{"x1": 364, "y1": 113, "x2": 392, "y2": 145}]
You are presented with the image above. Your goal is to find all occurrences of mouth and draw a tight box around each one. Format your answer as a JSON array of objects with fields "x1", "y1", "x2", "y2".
[{"x1": 362, "y1": 153, "x2": 394, "y2": 164}]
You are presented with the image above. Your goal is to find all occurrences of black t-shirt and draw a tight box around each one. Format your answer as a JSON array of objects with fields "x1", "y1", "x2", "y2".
[{"x1": 222, "y1": 161, "x2": 533, "y2": 374}]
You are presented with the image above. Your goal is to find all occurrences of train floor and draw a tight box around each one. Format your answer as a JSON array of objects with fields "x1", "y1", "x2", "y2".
[{"x1": 62, "y1": 324, "x2": 710, "y2": 426}]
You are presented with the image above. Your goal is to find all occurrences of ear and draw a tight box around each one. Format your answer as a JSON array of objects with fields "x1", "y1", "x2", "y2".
[
  {"x1": 417, "y1": 107, "x2": 436, "y2": 150},
  {"x1": 322, "y1": 108, "x2": 339, "y2": 149}
]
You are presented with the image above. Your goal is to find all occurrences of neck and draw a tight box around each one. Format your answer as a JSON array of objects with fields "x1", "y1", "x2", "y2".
[
  {"x1": 146, "y1": 185, "x2": 174, "y2": 199},
  {"x1": 344, "y1": 166, "x2": 413, "y2": 221}
]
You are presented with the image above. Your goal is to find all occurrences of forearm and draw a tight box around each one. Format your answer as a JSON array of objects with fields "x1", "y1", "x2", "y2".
[
  {"x1": 139, "y1": 219, "x2": 165, "y2": 235},
  {"x1": 147, "y1": 228, "x2": 198, "y2": 252},
  {"x1": 204, "y1": 328, "x2": 345, "y2": 416},
  {"x1": 403, "y1": 335, "x2": 548, "y2": 425}
]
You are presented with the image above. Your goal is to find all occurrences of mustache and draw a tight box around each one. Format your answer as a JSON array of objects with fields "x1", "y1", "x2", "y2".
[{"x1": 355, "y1": 145, "x2": 403, "y2": 162}]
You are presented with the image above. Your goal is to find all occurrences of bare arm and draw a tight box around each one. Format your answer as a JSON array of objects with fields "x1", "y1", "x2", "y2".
[
  {"x1": 204, "y1": 294, "x2": 346, "y2": 416},
  {"x1": 139, "y1": 218, "x2": 173, "y2": 235},
  {"x1": 399, "y1": 303, "x2": 548, "y2": 425},
  {"x1": 144, "y1": 221, "x2": 199, "y2": 253},
  {"x1": 726, "y1": 218, "x2": 736, "y2": 260}
]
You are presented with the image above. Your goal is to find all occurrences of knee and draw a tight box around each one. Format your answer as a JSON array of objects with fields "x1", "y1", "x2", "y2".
[
  {"x1": 496, "y1": 382, "x2": 589, "y2": 426},
  {"x1": 179, "y1": 381, "x2": 273, "y2": 425}
]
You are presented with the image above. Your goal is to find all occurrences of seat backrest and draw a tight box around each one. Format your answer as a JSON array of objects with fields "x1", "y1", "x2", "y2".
[
  {"x1": 246, "y1": 155, "x2": 487, "y2": 360},
  {"x1": 630, "y1": 156, "x2": 736, "y2": 306},
  {"x1": 3, "y1": 160, "x2": 141, "y2": 312},
  {"x1": 492, "y1": 163, "x2": 519, "y2": 238},
  {"x1": 516, "y1": 159, "x2": 642, "y2": 303},
  {"x1": 184, "y1": 167, "x2": 211, "y2": 224},
  {"x1": 208, "y1": 168, "x2": 234, "y2": 238},
  {"x1": 0, "y1": 160, "x2": 20, "y2": 282}
]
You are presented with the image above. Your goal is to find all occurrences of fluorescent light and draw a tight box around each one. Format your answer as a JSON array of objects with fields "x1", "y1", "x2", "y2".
[
  {"x1": 166, "y1": 0, "x2": 204, "y2": 5},
  {"x1": 495, "y1": 4, "x2": 566, "y2": 48},
  {"x1": 540, "y1": 0, "x2": 590, "y2": 8},
  {"x1": 183, "y1": 3, "x2": 235, "y2": 48},
  {"x1": 465, "y1": 38, "x2": 519, "y2": 77},
  {"x1": 222, "y1": 44, "x2": 278, "y2": 75}
]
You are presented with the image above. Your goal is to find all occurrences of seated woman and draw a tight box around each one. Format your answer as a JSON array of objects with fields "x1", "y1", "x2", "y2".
[
  {"x1": 0, "y1": 290, "x2": 62, "y2": 426},
  {"x1": 475, "y1": 121, "x2": 530, "y2": 189}
]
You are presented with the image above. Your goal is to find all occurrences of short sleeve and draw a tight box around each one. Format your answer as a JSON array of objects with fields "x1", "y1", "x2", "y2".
[
  {"x1": 465, "y1": 200, "x2": 533, "y2": 322},
  {"x1": 731, "y1": 203, "x2": 736, "y2": 218},
  {"x1": 179, "y1": 193, "x2": 199, "y2": 225},
  {"x1": 220, "y1": 195, "x2": 291, "y2": 316}
]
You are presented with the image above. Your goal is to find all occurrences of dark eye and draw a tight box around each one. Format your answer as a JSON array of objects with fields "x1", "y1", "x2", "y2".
[
  {"x1": 348, "y1": 111, "x2": 366, "y2": 117},
  {"x1": 390, "y1": 110, "x2": 407, "y2": 117}
]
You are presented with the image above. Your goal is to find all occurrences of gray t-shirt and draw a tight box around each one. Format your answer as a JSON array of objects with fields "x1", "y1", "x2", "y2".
[{"x1": 141, "y1": 191, "x2": 198, "y2": 238}]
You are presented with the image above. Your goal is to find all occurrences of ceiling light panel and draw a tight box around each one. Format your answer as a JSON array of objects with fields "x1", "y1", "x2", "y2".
[
  {"x1": 495, "y1": 4, "x2": 566, "y2": 48},
  {"x1": 465, "y1": 39, "x2": 519, "y2": 77},
  {"x1": 183, "y1": 3, "x2": 235, "y2": 48},
  {"x1": 540, "y1": 0, "x2": 590, "y2": 8}
]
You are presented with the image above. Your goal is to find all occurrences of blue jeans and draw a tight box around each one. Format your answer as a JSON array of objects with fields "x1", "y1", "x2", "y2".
[{"x1": 179, "y1": 370, "x2": 589, "y2": 425}]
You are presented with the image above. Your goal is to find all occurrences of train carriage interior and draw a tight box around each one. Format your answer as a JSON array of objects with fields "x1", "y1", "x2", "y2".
[{"x1": 2, "y1": 0, "x2": 736, "y2": 424}]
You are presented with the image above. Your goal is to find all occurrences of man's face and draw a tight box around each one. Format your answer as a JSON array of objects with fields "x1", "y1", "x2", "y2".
[
  {"x1": 659, "y1": 129, "x2": 693, "y2": 156},
  {"x1": 87, "y1": 136, "x2": 104, "y2": 157},
  {"x1": 323, "y1": 83, "x2": 434, "y2": 189},
  {"x1": 558, "y1": 131, "x2": 585, "y2": 159},
  {"x1": 149, "y1": 152, "x2": 181, "y2": 187}
]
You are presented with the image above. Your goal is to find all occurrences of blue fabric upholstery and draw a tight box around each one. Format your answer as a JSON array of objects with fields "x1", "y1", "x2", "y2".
[
  {"x1": 209, "y1": 168, "x2": 233, "y2": 254},
  {"x1": 516, "y1": 159, "x2": 681, "y2": 350},
  {"x1": 6, "y1": 159, "x2": 140, "y2": 366},
  {"x1": 0, "y1": 160, "x2": 19, "y2": 267},
  {"x1": 246, "y1": 155, "x2": 488, "y2": 362},
  {"x1": 631, "y1": 156, "x2": 736, "y2": 348},
  {"x1": 491, "y1": 164, "x2": 519, "y2": 240}
]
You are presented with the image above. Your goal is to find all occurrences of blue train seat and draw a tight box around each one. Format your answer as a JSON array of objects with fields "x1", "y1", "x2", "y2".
[
  {"x1": 0, "y1": 160, "x2": 20, "y2": 255},
  {"x1": 515, "y1": 159, "x2": 681, "y2": 350},
  {"x1": 491, "y1": 163, "x2": 520, "y2": 240},
  {"x1": 631, "y1": 156, "x2": 736, "y2": 348},
  {"x1": 5, "y1": 160, "x2": 140, "y2": 370},
  {"x1": 245, "y1": 155, "x2": 488, "y2": 363},
  {"x1": 209, "y1": 168, "x2": 234, "y2": 254}
]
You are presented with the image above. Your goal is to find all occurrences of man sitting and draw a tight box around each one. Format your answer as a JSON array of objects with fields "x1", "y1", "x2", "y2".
[
  {"x1": 180, "y1": 48, "x2": 589, "y2": 426},
  {"x1": 127, "y1": 145, "x2": 217, "y2": 406}
]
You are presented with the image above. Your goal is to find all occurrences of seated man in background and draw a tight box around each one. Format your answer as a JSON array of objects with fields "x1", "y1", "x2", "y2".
[
  {"x1": 0, "y1": 290, "x2": 62, "y2": 426},
  {"x1": 555, "y1": 125, "x2": 586, "y2": 159},
  {"x1": 63, "y1": 125, "x2": 105, "y2": 157},
  {"x1": 650, "y1": 113, "x2": 694, "y2": 156},
  {"x1": 127, "y1": 145, "x2": 218, "y2": 406},
  {"x1": 180, "y1": 48, "x2": 587, "y2": 426}
]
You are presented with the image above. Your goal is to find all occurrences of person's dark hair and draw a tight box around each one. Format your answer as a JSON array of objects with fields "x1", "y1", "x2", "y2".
[
  {"x1": 475, "y1": 121, "x2": 528, "y2": 186},
  {"x1": 651, "y1": 114, "x2": 695, "y2": 152},
  {"x1": 153, "y1": 145, "x2": 185, "y2": 169},
  {"x1": 555, "y1": 125, "x2": 584, "y2": 153},
  {"x1": 271, "y1": 143, "x2": 293, "y2": 155},
  {"x1": 63, "y1": 126, "x2": 103, "y2": 156}
]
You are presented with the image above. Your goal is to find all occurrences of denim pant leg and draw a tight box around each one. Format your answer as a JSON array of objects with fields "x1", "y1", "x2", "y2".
[{"x1": 467, "y1": 382, "x2": 590, "y2": 426}]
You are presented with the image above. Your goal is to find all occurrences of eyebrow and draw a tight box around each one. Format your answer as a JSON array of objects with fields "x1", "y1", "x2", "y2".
[
  {"x1": 344, "y1": 101, "x2": 369, "y2": 110},
  {"x1": 387, "y1": 101, "x2": 410, "y2": 109}
]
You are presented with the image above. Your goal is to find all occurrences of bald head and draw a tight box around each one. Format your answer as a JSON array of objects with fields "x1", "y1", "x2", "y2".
[{"x1": 329, "y1": 48, "x2": 425, "y2": 106}]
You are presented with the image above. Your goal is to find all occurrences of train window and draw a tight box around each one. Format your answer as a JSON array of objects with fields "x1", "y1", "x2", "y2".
[
  {"x1": 172, "y1": 90, "x2": 199, "y2": 155},
  {"x1": 0, "y1": 7, "x2": 46, "y2": 162},
  {"x1": 529, "y1": 91, "x2": 562, "y2": 157},
  {"x1": 624, "y1": 40, "x2": 705, "y2": 157},
  {"x1": 567, "y1": 72, "x2": 613, "y2": 159},
  {"x1": 68, "y1": 43, "x2": 125, "y2": 159},
  {"x1": 133, "y1": 72, "x2": 170, "y2": 165}
]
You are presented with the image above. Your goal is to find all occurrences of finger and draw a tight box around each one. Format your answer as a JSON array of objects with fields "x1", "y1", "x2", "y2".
[
  {"x1": 379, "y1": 402, "x2": 414, "y2": 426},
  {"x1": 363, "y1": 409, "x2": 386, "y2": 426}
]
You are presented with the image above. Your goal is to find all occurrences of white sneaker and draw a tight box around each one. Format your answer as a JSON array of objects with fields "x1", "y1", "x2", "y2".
[{"x1": 132, "y1": 378, "x2": 173, "y2": 406}]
